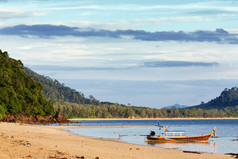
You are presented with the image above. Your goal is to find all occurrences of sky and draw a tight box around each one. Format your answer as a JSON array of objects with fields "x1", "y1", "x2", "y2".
[{"x1": 1, "y1": 0, "x2": 238, "y2": 108}]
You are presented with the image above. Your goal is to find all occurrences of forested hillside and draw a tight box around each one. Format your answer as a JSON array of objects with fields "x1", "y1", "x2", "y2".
[
  {"x1": 24, "y1": 67, "x2": 238, "y2": 118},
  {"x1": 193, "y1": 87, "x2": 238, "y2": 109},
  {"x1": 24, "y1": 67, "x2": 100, "y2": 105},
  {"x1": 0, "y1": 50, "x2": 54, "y2": 120}
]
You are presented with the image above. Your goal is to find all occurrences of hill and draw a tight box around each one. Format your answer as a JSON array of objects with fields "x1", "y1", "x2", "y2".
[
  {"x1": 0, "y1": 50, "x2": 70, "y2": 123},
  {"x1": 192, "y1": 87, "x2": 238, "y2": 109},
  {"x1": 24, "y1": 67, "x2": 100, "y2": 105},
  {"x1": 0, "y1": 50, "x2": 54, "y2": 118}
]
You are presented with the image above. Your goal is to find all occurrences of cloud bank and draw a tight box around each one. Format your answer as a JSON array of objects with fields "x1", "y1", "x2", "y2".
[
  {"x1": 144, "y1": 61, "x2": 219, "y2": 67},
  {"x1": 27, "y1": 60, "x2": 218, "y2": 73},
  {"x1": 0, "y1": 24, "x2": 238, "y2": 44}
]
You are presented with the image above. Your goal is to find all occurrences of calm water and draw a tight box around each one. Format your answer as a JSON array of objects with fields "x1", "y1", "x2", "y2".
[{"x1": 65, "y1": 119, "x2": 238, "y2": 154}]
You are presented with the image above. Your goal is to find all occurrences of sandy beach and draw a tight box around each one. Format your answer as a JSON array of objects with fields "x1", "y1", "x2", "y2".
[{"x1": 0, "y1": 122, "x2": 234, "y2": 159}]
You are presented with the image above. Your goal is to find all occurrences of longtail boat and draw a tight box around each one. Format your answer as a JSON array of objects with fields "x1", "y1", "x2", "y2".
[{"x1": 147, "y1": 121, "x2": 217, "y2": 143}]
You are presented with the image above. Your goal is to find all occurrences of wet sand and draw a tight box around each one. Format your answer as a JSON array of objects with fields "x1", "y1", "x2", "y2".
[{"x1": 0, "y1": 122, "x2": 233, "y2": 159}]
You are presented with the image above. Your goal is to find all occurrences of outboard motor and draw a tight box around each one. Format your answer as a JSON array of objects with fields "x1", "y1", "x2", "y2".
[{"x1": 149, "y1": 131, "x2": 155, "y2": 136}]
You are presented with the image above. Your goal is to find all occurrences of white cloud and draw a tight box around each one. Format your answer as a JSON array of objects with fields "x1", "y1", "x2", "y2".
[
  {"x1": 1, "y1": 33, "x2": 235, "y2": 84},
  {"x1": 0, "y1": 9, "x2": 46, "y2": 21},
  {"x1": 32, "y1": 11, "x2": 46, "y2": 16},
  {"x1": 2, "y1": 34, "x2": 238, "y2": 67},
  {"x1": 133, "y1": 16, "x2": 213, "y2": 25},
  {"x1": 0, "y1": 9, "x2": 30, "y2": 19},
  {"x1": 39, "y1": 2, "x2": 238, "y2": 12}
]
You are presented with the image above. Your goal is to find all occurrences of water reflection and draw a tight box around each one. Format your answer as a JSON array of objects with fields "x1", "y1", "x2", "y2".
[{"x1": 146, "y1": 141, "x2": 217, "y2": 154}]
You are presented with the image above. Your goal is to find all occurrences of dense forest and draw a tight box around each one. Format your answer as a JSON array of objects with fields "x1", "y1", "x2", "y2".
[
  {"x1": 0, "y1": 50, "x2": 54, "y2": 120},
  {"x1": 1, "y1": 49, "x2": 238, "y2": 119}
]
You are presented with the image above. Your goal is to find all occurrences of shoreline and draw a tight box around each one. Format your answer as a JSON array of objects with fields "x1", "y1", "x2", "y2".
[
  {"x1": 70, "y1": 117, "x2": 238, "y2": 121},
  {"x1": 0, "y1": 122, "x2": 234, "y2": 159}
]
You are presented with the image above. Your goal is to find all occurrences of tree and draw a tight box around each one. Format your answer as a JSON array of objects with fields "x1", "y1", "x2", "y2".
[
  {"x1": 0, "y1": 105, "x2": 5, "y2": 119},
  {"x1": 125, "y1": 108, "x2": 135, "y2": 118}
]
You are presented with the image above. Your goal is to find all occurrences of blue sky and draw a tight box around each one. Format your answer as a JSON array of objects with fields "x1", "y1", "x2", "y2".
[{"x1": 1, "y1": 0, "x2": 238, "y2": 108}]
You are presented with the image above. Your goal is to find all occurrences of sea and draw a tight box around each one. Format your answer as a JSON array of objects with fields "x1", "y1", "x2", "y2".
[{"x1": 64, "y1": 119, "x2": 238, "y2": 154}]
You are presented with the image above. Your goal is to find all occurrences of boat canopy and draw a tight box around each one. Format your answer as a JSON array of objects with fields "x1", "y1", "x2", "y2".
[{"x1": 165, "y1": 131, "x2": 186, "y2": 137}]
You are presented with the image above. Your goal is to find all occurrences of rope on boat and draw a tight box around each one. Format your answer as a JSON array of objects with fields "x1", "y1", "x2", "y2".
[{"x1": 119, "y1": 134, "x2": 148, "y2": 138}]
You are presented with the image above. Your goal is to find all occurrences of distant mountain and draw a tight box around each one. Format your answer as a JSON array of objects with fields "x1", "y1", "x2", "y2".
[
  {"x1": 163, "y1": 104, "x2": 188, "y2": 109},
  {"x1": 192, "y1": 87, "x2": 238, "y2": 109}
]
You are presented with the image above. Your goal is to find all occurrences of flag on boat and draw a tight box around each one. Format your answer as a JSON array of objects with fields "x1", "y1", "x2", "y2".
[
  {"x1": 163, "y1": 126, "x2": 168, "y2": 131},
  {"x1": 210, "y1": 127, "x2": 217, "y2": 137}
]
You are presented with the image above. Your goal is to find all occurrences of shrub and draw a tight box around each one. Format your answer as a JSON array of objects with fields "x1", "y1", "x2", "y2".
[{"x1": 0, "y1": 105, "x2": 5, "y2": 120}]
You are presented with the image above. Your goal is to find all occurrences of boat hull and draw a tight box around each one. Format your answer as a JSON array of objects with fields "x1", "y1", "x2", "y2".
[{"x1": 147, "y1": 134, "x2": 211, "y2": 143}]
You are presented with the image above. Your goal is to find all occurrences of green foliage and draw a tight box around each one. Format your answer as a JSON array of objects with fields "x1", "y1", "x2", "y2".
[
  {"x1": 194, "y1": 87, "x2": 238, "y2": 110},
  {"x1": 0, "y1": 50, "x2": 54, "y2": 116},
  {"x1": 52, "y1": 102, "x2": 238, "y2": 119},
  {"x1": 0, "y1": 105, "x2": 5, "y2": 119}
]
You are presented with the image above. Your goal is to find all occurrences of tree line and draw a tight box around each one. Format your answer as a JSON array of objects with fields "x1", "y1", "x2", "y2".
[{"x1": 53, "y1": 101, "x2": 238, "y2": 119}]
